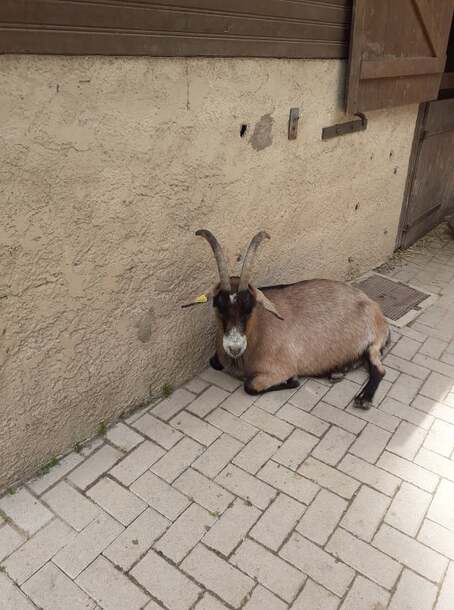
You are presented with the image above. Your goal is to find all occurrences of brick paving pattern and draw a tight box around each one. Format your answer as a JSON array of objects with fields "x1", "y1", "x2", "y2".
[{"x1": 2, "y1": 225, "x2": 454, "y2": 609}]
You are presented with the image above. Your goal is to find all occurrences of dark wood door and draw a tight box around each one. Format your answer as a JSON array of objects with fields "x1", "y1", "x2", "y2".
[{"x1": 398, "y1": 98, "x2": 454, "y2": 248}]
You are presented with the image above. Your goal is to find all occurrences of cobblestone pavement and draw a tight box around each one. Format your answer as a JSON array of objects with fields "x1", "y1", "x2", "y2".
[{"x1": 2, "y1": 226, "x2": 454, "y2": 610}]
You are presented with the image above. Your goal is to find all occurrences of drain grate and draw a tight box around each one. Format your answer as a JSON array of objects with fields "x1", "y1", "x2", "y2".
[{"x1": 354, "y1": 274, "x2": 431, "y2": 322}]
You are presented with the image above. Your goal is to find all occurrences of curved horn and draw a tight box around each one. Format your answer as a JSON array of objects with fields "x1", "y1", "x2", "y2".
[
  {"x1": 196, "y1": 229, "x2": 231, "y2": 291},
  {"x1": 239, "y1": 231, "x2": 270, "y2": 291}
]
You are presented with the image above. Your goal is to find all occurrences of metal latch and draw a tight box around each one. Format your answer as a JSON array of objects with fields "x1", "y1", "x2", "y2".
[
  {"x1": 322, "y1": 113, "x2": 368, "y2": 140},
  {"x1": 288, "y1": 107, "x2": 300, "y2": 140}
]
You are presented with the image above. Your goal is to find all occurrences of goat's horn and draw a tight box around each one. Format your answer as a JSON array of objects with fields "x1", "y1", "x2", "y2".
[
  {"x1": 239, "y1": 231, "x2": 270, "y2": 291},
  {"x1": 196, "y1": 229, "x2": 231, "y2": 291}
]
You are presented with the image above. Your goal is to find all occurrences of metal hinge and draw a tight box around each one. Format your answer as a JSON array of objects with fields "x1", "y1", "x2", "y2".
[{"x1": 322, "y1": 113, "x2": 368, "y2": 140}]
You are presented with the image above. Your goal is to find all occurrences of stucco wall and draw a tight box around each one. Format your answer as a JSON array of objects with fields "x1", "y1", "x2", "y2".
[{"x1": 0, "y1": 56, "x2": 417, "y2": 490}]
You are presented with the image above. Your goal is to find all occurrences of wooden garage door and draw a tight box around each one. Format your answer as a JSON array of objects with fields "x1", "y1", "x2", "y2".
[{"x1": 0, "y1": 0, "x2": 352, "y2": 58}]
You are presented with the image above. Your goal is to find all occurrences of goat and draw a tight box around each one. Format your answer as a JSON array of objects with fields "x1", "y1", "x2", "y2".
[{"x1": 183, "y1": 230, "x2": 390, "y2": 409}]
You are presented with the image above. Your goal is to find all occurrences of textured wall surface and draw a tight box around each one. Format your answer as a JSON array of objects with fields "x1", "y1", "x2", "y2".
[{"x1": 0, "y1": 56, "x2": 418, "y2": 490}]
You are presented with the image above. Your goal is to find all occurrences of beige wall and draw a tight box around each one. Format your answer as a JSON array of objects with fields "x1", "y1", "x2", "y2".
[{"x1": 0, "y1": 56, "x2": 417, "y2": 490}]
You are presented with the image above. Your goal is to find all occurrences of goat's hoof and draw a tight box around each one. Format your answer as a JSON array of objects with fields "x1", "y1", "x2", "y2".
[
  {"x1": 244, "y1": 381, "x2": 260, "y2": 396},
  {"x1": 329, "y1": 372, "x2": 345, "y2": 383},
  {"x1": 210, "y1": 354, "x2": 224, "y2": 371},
  {"x1": 354, "y1": 397, "x2": 372, "y2": 410},
  {"x1": 286, "y1": 377, "x2": 300, "y2": 389}
]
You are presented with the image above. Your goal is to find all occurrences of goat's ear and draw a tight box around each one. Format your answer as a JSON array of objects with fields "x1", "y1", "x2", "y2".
[
  {"x1": 181, "y1": 288, "x2": 213, "y2": 309},
  {"x1": 254, "y1": 288, "x2": 284, "y2": 320}
]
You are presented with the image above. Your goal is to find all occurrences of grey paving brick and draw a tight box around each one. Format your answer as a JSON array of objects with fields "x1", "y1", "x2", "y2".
[
  {"x1": 250, "y1": 493, "x2": 305, "y2": 551},
  {"x1": 414, "y1": 353, "x2": 454, "y2": 379},
  {"x1": 341, "y1": 486, "x2": 391, "y2": 542},
  {"x1": 243, "y1": 585, "x2": 287, "y2": 610},
  {"x1": 202, "y1": 498, "x2": 261, "y2": 556},
  {"x1": 340, "y1": 575, "x2": 390, "y2": 610},
  {"x1": 289, "y1": 379, "x2": 329, "y2": 411},
  {"x1": 206, "y1": 408, "x2": 256, "y2": 443},
  {"x1": 68, "y1": 445, "x2": 123, "y2": 490},
  {"x1": 199, "y1": 368, "x2": 241, "y2": 392},
  {"x1": 151, "y1": 388, "x2": 196, "y2": 421},
  {"x1": 384, "y1": 354, "x2": 430, "y2": 380},
  {"x1": 43, "y1": 481, "x2": 100, "y2": 531},
  {"x1": 436, "y1": 561, "x2": 454, "y2": 610},
  {"x1": 185, "y1": 377, "x2": 209, "y2": 395},
  {"x1": 221, "y1": 387, "x2": 256, "y2": 417},
  {"x1": 311, "y1": 426, "x2": 355, "y2": 466},
  {"x1": 195, "y1": 594, "x2": 228, "y2": 610},
  {"x1": 232, "y1": 431, "x2": 280, "y2": 474},
  {"x1": 187, "y1": 385, "x2": 230, "y2": 418},
  {"x1": 428, "y1": 479, "x2": 454, "y2": 531},
  {"x1": 344, "y1": 403, "x2": 400, "y2": 433},
  {"x1": 272, "y1": 429, "x2": 317, "y2": 471},
  {"x1": 380, "y1": 396, "x2": 434, "y2": 430},
  {"x1": 349, "y1": 423, "x2": 392, "y2": 463},
  {"x1": 192, "y1": 434, "x2": 243, "y2": 478},
  {"x1": 414, "y1": 447, "x2": 454, "y2": 482},
  {"x1": 106, "y1": 422, "x2": 143, "y2": 451},
  {"x1": 258, "y1": 460, "x2": 318, "y2": 504},
  {"x1": 323, "y1": 379, "x2": 361, "y2": 408},
  {"x1": 296, "y1": 488, "x2": 347, "y2": 546},
  {"x1": 385, "y1": 482, "x2": 431, "y2": 536},
  {"x1": 131, "y1": 549, "x2": 201, "y2": 610},
  {"x1": 311, "y1": 403, "x2": 366, "y2": 434},
  {"x1": 175, "y1": 468, "x2": 234, "y2": 514},
  {"x1": 277, "y1": 403, "x2": 330, "y2": 436},
  {"x1": 391, "y1": 336, "x2": 421, "y2": 360},
  {"x1": 388, "y1": 569, "x2": 437, "y2": 610},
  {"x1": 376, "y1": 451, "x2": 438, "y2": 492},
  {"x1": 254, "y1": 386, "x2": 299, "y2": 414},
  {"x1": 423, "y1": 419, "x2": 454, "y2": 456},
  {"x1": 242, "y1": 406, "x2": 293, "y2": 440},
  {"x1": 339, "y1": 454, "x2": 400, "y2": 496},
  {"x1": 280, "y1": 532, "x2": 355, "y2": 597},
  {"x1": 131, "y1": 471, "x2": 190, "y2": 520},
  {"x1": 418, "y1": 519, "x2": 454, "y2": 561},
  {"x1": 103, "y1": 507, "x2": 169, "y2": 571},
  {"x1": 326, "y1": 528, "x2": 401, "y2": 589},
  {"x1": 420, "y1": 372, "x2": 453, "y2": 401},
  {"x1": 155, "y1": 503, "x2": 215, "y2": 563},
  {"x1": 133, "y1": 413, "x2": 183, "y2": 449},
  {"x1": 0, "y1": 524, "x2": 25, "y2": 562},
  {"x1": 28, "y1": 452, "x2": 83, "y2": 495},
  {"x1": 181, "y1": 544, "x2": 253, "y2": 608},
  {"x1": 231, "y1": 538, "x2": 305, "y2": 603},
  {"x1": 151, "y1": 436, "x2": 205, "y2": 482},
  {"x1": 387, "y1": 420, "x2": 426, "y2": 460},
  {"x1": 299, "y1": 457, "x2": 360, "y2": 499},
  {"x1": 0, "y1": 488, "x2": 53, "y2": 535},
  {"x1": 216, "y1": 464, "x2": 276, "y2": 509},
  {"x1": 109, "y1": 440, "x2": 164, "y2": 486},
  {"x1": 171, "y1": 411, "x2": 223, "y2": 446},
  {"x1": 87, "y1": 477, "x2": 146, "y2": 526},
  {"x1": 292, "y1": 579, "x2": 339, "y2": 610},
  {"x1": 0, "y1": 572, "x2": 36, "y2": 610},
  {"x1": 388, "y1": 373, "x2": 422, "y2": 404},
  {"x1": 412, "y1": 394, "x2": 454, "y2": 426}
]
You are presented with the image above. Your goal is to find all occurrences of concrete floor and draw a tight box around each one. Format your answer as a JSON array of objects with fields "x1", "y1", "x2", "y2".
[{"x1": 1, "y1": 225, "x2": 454, "y2": 610}]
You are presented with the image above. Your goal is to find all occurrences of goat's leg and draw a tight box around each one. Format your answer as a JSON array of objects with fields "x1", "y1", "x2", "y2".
[
  {"x1": 210, "y1": 353, "x2": 224, "y2": 371},
  {"x1": 354, "y1": 343, "x2": 385, "y2": 410},
  {"x1": 244, "y1": 374, "x2": 299, "y2": 395}
]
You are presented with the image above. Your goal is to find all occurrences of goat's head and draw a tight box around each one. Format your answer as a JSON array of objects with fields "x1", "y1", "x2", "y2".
[{"x1": 183, "y1": 230, "x2": 283, "y2": 359}]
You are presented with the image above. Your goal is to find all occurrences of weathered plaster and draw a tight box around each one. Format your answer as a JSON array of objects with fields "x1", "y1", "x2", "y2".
[{"x1": 0, "y1": 56, "x2": 418, "y2": 489}]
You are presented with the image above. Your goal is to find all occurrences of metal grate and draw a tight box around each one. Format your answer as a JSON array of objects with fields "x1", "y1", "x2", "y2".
[{"x1": 354, "y1": 274, "x2": 430, "y2": 321}]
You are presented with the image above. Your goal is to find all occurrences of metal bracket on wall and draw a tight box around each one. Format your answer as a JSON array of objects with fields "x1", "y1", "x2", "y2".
[
  {"x1": 321, "y1": 113, "x2": 368, "y2": 140},
  {"x1": 288, "y1": 107, "x2": 300, "y2": 140}
]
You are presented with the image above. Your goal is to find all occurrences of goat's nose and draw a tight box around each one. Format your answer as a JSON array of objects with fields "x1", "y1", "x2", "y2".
[{"x1": 230, "y1": 346, "x2": 242, "y2": 356}]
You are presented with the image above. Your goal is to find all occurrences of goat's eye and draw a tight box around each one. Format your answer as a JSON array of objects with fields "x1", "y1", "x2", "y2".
[
  {"x1": 213, "y1": 291, "x2": 230, "y2": 316},
  {"x1": 238, "y1": 290, "x2": 255, "y2": 315}
]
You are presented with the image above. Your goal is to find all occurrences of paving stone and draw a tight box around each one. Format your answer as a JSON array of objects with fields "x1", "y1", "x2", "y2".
[
  {"x1": 292, "y1": 579, "x2": 339, "y2": 610},
  {"x1": 131, "y1": 471, "x2": 190, "y2": 520},
  {"x1": 385, "y1": 481, "x2": 432, "y2": 536},
  {"x1": 105, "y1": 422, "x2": 143, "y2": 451},
  {"x1": 387, "y1": 420, "x2": 426, "y2": 460},
  {"x1": 414, "y1": 447, "x2": 454, "y2": 483},
  {"x1": 187, "y1": 385, "x2": 230, "y2": 418},
  {"x1": 195, "y1": 594, "x2": 228, "y2": 610},
  {"x1": 23, "y1": 562, "x2": 96, "y2": 610},
  {"x1": 296, "y1": 488, "x2": 347, "y2": 545},
  {"x1": 221, "y1": 387, "x2": 256, "y2": 417},
  {"x1": 326, "y1": 528, "x2": 401, "y2": 589},
  {"x1": 151, "y1": 437, "x2": 204, "y2": 482},
  {"x1": 323, "y1": 379, "x2": 361, "y2": 408},
  {"x1": 185, "y1": 377, "x2": 209, "y2": 395},
  {"x1": 5, "y1": 519, "x2": 75, "y2": 584},
  {"x1": 418, "y1": 519, "x2": 454, "y2": 560},
  {"x1": 206, "y1": 409, "x2": 255, "y2": 443},
  {"x1": 181, "y1": 544, "x2": 253, "y2": 608},
  {"x1": 109, "y1": 440, "x2": 164, "y2": 486},
  {"x1": 250, "y1": 493, "x2": 305, "y2": 551},
  {"x1": 391, "y1": 336, "x2": 421, "y2": 360},
  {"x1": 280, "y1": 532, "x2": 355, "y2": 597},
  {"x1": 340, "y1": 575, "x2": 390, "y2": 610},
  {"x1": 341, "y1": 486, "x2": 391, "y2": 541},
  {"x1": 133, "y1": 413, "x2": 182, "y2": 449},
  {"x1": 349, "y1": 423, "x2": 392, "y2": 463},
  {"x1": 202, "y1": 498, "x2": 261, "y2": 556},
  {"x1": 199, "y1": 368, "x2": 241, "y2": 392},
  {"x1": 377, "y1": 451, "x2": 438, "y2": 492},
  {"x1": 258, "y1": 460, "x2": 318, "y2": 504},
  {"x1": 0, "y1": 488, "x2": 53, "y2": 535},
  {"x1": 243, "y1": 585, "x2": 287, "y2": 610},
  {"x1": 216, "y1": 464, "x2": 275, "y2": 509},
  {"x1": 428, "y1": 479, "x2": 454, "y2": 531},
  {"x1": 277, "y1": 403, "x2": 330, "y2": 436},
  {"x1": 272, "y1": 429, "x2": 317, "y2": 471},
  {"x1": 289, "y1": 379, "x2": 329, "y2": 411},
  {"x1": 311, "y1": 403, "x2": 365, "y2": 434},
  {"x1": 384, "y1": 354, "x2": 430, "y2": 380},
  {"x1": 242, "y1": 406, "x2": 293, "y2": 440},
  {"x1": 175, "y1": 468, "x2": 234, "y2": 514},
  {"x1": 171, "y1": 411, "x2": 223, "y2": 446},
  {"x1": 436, "y1": 561, "x2": 454, "y2": 610},
  {"x1": 28, "y1": 452, "x2": 84, "y2": 495},
  {"x1": 233, "y1": 431, "x2": 281, "y2": 474},
  {"x1": 192, "y1": 434, "x2": 243, "y2": 478},
  {"x1": 299, "y1": 457, "x2": 360, "y2": 499},
  {"x1": 68, "y1": 445, "x2": 122, "y2": 490},
  {"x1": 77, "y1": 556, "x2": 149, "y2": 610},
  {"x1": 412, "y1": 394, "x2": 454, "y2": 426},
  {"x1": 389, "y1": 568, "x2": 437, "y2": 610},
  {"x1": 231, "y1": 538, "x2": 305, "y2": 603},
  {"x1": 420, "y1": 372, "x2": 453, "y2": 401},
  {"x1": 388, "y1": 373, "x2": 422, "y2": 403},
  {"x1": 311, "y1": 426, "x2": 355, "y2": 466},
  {"x1": 0, "y1": 572, "x2": 36, "y2": 610},
  {"x1": 53, "y1": 514, "x2": 123, "y2": 579},
  {"x1": 43, "y1": 481, "x2": 100, "y2": 531},
  {"x1": 86, "y1": 477, "x2": 146, "y2": 526},
  {"x1": 155, "y1": 503, "x2": 215, "y2": 563},
  {"x1": 372, "y1": 378, "x2": 392, "y2": 407},
  {"x1": 254, "y1": 386, "x2": 299, "y2": 414},
  {"x1": 344, "y1": 403, "x2": 400, "y2": 433},
  {"x1": 103, "y1": 507, "x2": 169, "y2": 571},
  {"x1": 423, "y1": 419, "x2": 454, "y2": 456},
  {"x1": 373, "y1": 523, "x2": 447, "y2": 583},
  {"x1": 380, "y1": 397, "x2": 434, "y2": 430},
  {"x1": 338, "y1": 454, "x2": 400, "y2": 496},
  {"x1": 414, "y1": 353, "x2": 454, "y2": 379},
  {"x1": 0, "y1": 524, "x2": 25, "y2": 562},
  {"x1": 151, "y1": 388, "x2": 196, "y2": 421},
  {"x1": 131, "y1": 549, "x2": 201, "y2": 610}
]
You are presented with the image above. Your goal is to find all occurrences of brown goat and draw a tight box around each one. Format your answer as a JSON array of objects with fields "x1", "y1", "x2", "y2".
[{"x1": 184, "y1": 230, "x2": 390, "y2": 409}]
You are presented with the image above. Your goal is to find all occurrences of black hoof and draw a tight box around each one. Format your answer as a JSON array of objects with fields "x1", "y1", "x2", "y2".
[
  {"x1": 354, "y1": 396, "x2": 372, "y2": 410},
  {"x1": 244, "y1": 381, "x2": 260, "y2": 396},
  {"x1": 286, "y1": 376, "x2": 300, "y2": 389},
  {"x1": 210, "y1": 354, "x2": 224, "y2": 371},
  {"x1": 329, "y1": 372, "x2": 345, "y2": 383}
]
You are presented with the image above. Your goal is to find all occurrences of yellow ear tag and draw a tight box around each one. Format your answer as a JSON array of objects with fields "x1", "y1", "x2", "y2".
[{"x1": 195, "y1": 294, "x2": 208, "y2": 304}]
